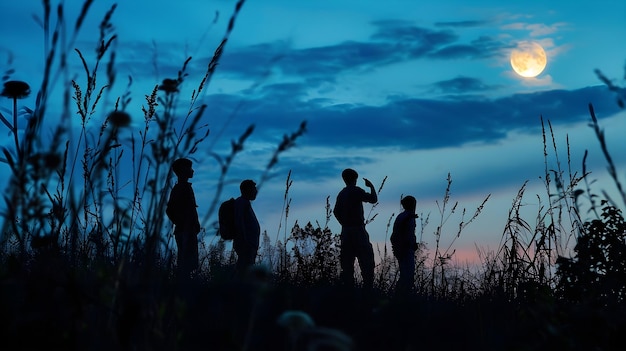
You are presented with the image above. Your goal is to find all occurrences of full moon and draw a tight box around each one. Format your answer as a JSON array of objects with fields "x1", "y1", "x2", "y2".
[{"x1": 510, "y1": 41, "x2": 547, "y2": 78}]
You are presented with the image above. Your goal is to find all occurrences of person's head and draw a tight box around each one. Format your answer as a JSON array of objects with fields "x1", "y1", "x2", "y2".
[
  {"x1": 401, "y1": 195, "x2": 417, "y2": 212},
  {"x1": 172, "y1": 158, "x2": 193, "y2": 179},
  {"x1": 341, "y1": 168, "x2": 358, "y2": 186},
  {"x1": 240, "y1": 179, "x2": 258, "y2": 200}
]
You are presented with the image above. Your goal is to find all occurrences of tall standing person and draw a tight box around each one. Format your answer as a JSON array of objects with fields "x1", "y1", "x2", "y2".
[
  {"x1": 233, "y1": 179, "x2": 261, "y2": 277},
  {"x1": 390, "y1": 195, "x2": 419, "y2": 295},
  {"x1": 333, "y1": 168, "x2": 378, "y2": 289},
  {"x1": 166, "y1": 158, "x2": 201, "y2": 281}
]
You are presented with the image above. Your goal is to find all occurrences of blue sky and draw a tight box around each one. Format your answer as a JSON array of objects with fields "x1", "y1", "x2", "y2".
[{"x1": 1, "y1": 0, "x2": 626, "y2": 263}]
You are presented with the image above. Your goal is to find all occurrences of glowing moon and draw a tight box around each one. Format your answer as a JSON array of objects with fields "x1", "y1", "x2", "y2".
[{"x1": 510, "y1": 41, "x2": 547, "y2": 78}]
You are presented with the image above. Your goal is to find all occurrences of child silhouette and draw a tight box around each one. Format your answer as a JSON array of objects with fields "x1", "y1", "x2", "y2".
[{"x1": 166, "y1": 158, "x2": 201, "y2": 280}]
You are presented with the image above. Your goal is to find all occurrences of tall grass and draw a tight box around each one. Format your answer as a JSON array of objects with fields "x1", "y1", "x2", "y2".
[{"x1": 0, "y1": 0, "x2": 305, "y2": 262}]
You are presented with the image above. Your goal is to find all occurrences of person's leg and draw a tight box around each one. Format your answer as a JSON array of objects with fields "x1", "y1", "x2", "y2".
[
  {"x1": 356, "y1": 228, "x2": 375, "y2": 289},
  {"x1": 235, "y1": 244, "x2": 257, "y2": 277},
  {"x1": 339, "y1": 228, "x2": 356, "y2": 286},
  {"x1": 396, "y1": 249, "x2": 415, "y2": 294},
  {"x1": 190, "y1": 234, "x2": 199, "y2": 271},
  {"x1": 175, "y1": 232, "x2": 194, "y2": 282},
  {"x1": 406, "y1": 250, "x2": 415, "y2": 291}
]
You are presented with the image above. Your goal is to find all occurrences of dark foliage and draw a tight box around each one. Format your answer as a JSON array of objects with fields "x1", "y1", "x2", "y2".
[
  {"x1": 557, "y1": 201, "x2": 626, "y2": 305},
  {"x1": 2, "y1": 252, "x2": 626, "y2": 351}
]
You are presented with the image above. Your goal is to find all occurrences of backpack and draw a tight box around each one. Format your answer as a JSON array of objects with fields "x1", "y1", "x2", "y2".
[{"x1": 218, "y1": 198, "x2": 237, "y2": 240}]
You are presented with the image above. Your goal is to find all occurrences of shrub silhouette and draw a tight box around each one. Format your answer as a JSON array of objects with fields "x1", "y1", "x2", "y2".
[
  {"x1": 557, "y1": 200, "x2": 626, "y2": 305},
  {"x1": 288, "y1": 221, "x2": 340, "y2": 286}
]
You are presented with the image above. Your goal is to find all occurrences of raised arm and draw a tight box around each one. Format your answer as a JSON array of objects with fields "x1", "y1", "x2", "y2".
[{"x1": 362, "y1": 178, "x2": 377, "y2": 204}]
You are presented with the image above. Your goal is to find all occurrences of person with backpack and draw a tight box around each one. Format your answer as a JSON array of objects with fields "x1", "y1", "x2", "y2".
[
  {"x1": 390, "y1": 195, "x2": 419, "y2": 295},
  {"x1": 233, "y1": 179, "x2": 260, "y2": 276},
  {"x1": 166, "y1": 158, "x2": 201, "y2": 280},
  {"x1": 333, "y1": 168, "x2": 377, "y2": 289}
]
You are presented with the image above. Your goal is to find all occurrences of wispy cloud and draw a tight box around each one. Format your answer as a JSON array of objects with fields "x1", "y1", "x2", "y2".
[
  {"x1": 431, "y1": 76, "x2": 500, "y2": 94},
  {"x1": 211, "y1": 20, "x2": 512, "y2": 86},
  {"x1": 434, "y1": 20, "x2": 491, "y2": 28}
]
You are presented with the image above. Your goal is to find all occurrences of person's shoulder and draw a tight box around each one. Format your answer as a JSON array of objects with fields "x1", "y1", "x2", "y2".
[
  {"x1": 398, "y1": 210, "x2": 416, "y2": 221},
  {"x1": 353, "y1": 186, "x2": 367, "y2": 195},
  {"x1": 178, "y1": 182, "x2": 194, "y2": 193}
]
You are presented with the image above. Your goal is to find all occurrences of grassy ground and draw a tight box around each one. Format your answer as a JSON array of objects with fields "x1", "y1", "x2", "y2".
[{"x1": 2, "y1": 249, "x2": 626, "y2": 351}]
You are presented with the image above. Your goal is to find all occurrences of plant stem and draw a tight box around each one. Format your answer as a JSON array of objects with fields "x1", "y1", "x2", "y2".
[{"x1": 12, "y1": 97, "x2": 21, "y2": 161}]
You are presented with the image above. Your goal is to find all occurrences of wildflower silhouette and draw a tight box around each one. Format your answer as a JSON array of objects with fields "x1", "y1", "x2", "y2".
[
  {"x1": 1, "y1": 80, "x2": 31, "y2": 160},
  {"x1": 107, "y1": 111, "x2": 131, "y2": 128},
  {"x1": 158, "y1": 78, "x2": 180, "y2": 94}
]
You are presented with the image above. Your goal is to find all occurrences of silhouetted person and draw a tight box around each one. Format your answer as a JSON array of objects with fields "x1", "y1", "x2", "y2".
[
  {"x1": 166, "y1": 158, "x2": 200, "y2": 280},
  {"x1": 233, "y1": 179, "x2": 260, "y2": 276},
  {"x1": 390, "y1": 195, "x2": 419, "y2": 295},
  {"x1": 333, "y1": 168, "x2": 377, "y2": 289}
]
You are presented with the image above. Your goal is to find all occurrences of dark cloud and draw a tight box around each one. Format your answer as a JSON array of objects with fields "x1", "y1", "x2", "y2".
[
  {"x1": 217, "y1": 41, "x2": 291, "y2": 80},
  {"x1": 432, "y1": 76, "x2": 497, "y2": 94},
  {"x1": 204, "y1": 84, "x2": 620, "y2": 154},
  {"x1": 219, "y1": 39, "x2": 400, "y2": 83},
  {"x1": 101, "y1": 22, "x2": 622, "y2": 186},
  {"x1": 429, "y1": 36, "x2": 511, "y2": 60},
  {"x1": 289, "y1": 41, "x2": 396, "y2": 74},
  {"x1": 209, "y1": 21, "x2": 512, "y2": 88},
  {"x1": 229, "y1": 84, "x2": 619, "y2": 184},
  {"x1": 108, "y1": 33, "x2": 621, "y2": 164},
  {"x1": 256, "y1": 82, "x2": 309, "y2": 100},
  {"x1": 213, "y1": 21, "x2": 462, "y2": 83},
  {"x1": 78, "y1": 20, "x2": 487, "y2": 92},
  {"x1": 371, "y1": 20, "x2": 457, "y2": 47},
  {"x1": 434, "y1": 20, "x2": 490, "y2": 28},
  {"x1": 428, "y1": 44, "x2": 483, "y2": 59},
  {"x1": 271, "y1": 154, "x2": 377, "y2": 182}
]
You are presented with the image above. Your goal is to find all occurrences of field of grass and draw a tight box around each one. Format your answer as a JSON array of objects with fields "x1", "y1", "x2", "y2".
[{"x1": 2, "y1": 1, "x2": 626, "y2": 350}]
